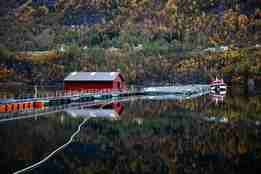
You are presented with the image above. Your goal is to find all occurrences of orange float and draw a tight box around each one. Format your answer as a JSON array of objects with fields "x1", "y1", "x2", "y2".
[
  {"x1": 12, "y1": 103, "x2": 18, "y2": 112},
  {"x1": 29, "y1": 102, "x2": 33, "y2": 109},
  {"x1": 0, "y1": 105, "x2": 6, "y2": 112},
  {"x1": 6, "y1": 104, "x2": 13, "y2": 112},
  {"x1": 18, "y1": 103, "x2": 24, "y2": 110},
  {"x1": 24, "y1": 102, "x2": 33, "y2": 110}
]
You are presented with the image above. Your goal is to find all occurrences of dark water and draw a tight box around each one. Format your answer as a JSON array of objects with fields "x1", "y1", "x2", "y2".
[{"x1": 0, "y1": 87, "x2": 261, "y2": 174}]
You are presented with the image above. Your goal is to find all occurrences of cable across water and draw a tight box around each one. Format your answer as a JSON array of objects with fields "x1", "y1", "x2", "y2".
[{"x1": 13, "y1": 117, "x2": 89, "y2": 174}]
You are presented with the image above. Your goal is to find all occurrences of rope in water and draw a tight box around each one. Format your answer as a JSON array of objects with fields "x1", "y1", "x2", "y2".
[{"x1": 13, "y1": 117, "x2": 89, "y2": 174}]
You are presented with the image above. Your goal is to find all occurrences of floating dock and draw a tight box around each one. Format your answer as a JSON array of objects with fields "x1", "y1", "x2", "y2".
[
  {"x1": 143, "y1": 85, "x2": 210, "y2": 95},
  {"x1": 0, "y1": 85, "x2": 210, "y2": 113}
]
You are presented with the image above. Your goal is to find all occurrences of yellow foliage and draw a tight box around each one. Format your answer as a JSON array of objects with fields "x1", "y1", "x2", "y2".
[
  {"x1": 16, "y1": 6, "x2": 35, "y2": 23},
  {"x1": 0, "y1": 68, "x2": 14, "y2": 79},
  {"x1": 223, "y1": 9, "x2": 239, "y2": 26},
  {"x1": 165, "y1": 0, "x2": 177, "y2": 11},
  {"x1": 238, "y1": 15, "x2": 249, "y2": 29},
  {"x1": 16, "y1": 51, "x2": 61, "y2": 63}
]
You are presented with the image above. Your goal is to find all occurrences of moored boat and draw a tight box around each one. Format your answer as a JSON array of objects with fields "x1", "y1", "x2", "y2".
[{"x1": 210, "y1": 78, "x2": 227, "y2": 94}]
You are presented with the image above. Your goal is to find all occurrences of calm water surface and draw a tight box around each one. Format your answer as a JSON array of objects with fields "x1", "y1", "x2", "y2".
[{"x1": 0, "y1": 87, "x2": 261, "y2": 174}]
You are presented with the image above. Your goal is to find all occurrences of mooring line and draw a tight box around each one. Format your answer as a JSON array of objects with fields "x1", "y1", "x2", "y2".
[{"x1": 13, "y1": 117, "x2": 89, "y2": 174}]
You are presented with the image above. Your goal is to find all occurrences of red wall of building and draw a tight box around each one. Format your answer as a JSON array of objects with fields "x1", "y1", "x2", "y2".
[
  {"x1": 64, "y1": 81, "x2": 114, "y2": 91},
  {"x1": 64, "y1": 74, "x2": 126, "y2": 91},
  {"x1": 113, "y1": 75, "x2": 122, "y2": 89}
]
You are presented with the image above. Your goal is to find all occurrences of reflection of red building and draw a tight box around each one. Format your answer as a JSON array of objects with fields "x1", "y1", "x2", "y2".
[
  {"x1": 103, "y1": 102, "x2": 124, "y2": 115},
  {"x1": 65, "y1": 102, "x2": 124, "y2": 119},
  {"x1": 64, "y1": 72, "x2": 126, "y2": 91},
  {"x1": 92, "y1": 102, "x2": 124, "y2": 115}
]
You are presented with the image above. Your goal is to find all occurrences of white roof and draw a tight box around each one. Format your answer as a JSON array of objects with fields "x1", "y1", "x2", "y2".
[{"x1": 64, "y1": 72, "x2": 123, "y2": 81}]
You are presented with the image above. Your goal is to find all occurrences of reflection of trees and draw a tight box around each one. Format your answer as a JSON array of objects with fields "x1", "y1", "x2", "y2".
[
  {"x1": 0, "y1": 113, "x2": 82, "y2": 173},
  {"x1": 47, "y1": 114, "x2": 261, "y2": 174},
  {"x1": 172, "y1": 92, "x2": 261, "y2": 121},
  {"x1": 1, "y1": 95, "x2": 261, "y2": 173}
]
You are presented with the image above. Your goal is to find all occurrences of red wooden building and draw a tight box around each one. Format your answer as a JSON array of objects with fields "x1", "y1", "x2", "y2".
[{"x1": 64, "y1": 72, "x2": 126, "y2": 91}]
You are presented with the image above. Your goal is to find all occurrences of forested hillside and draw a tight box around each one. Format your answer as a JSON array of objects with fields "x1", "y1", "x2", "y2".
[{"x1": 0, "y1": 0, "x2": 260, "y2": 85}]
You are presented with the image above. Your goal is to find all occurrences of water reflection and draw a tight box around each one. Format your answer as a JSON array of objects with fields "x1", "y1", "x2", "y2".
[
  {"x1": 38, "y1": 100, "x2": 261, "y2": 174},
  {"x1": 0, "y1": 88, "x2": 261, "y2": 174},
  {"x1": 0, "y1": 112, "x2": 78, "y2": 173},
  {"x1": 64, "y1": 102, "x2": 124, "y2": 120},
  {"x1": 210, "y1": 93, "x2": 225, "y2": 105}
]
